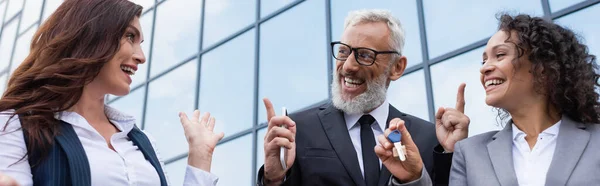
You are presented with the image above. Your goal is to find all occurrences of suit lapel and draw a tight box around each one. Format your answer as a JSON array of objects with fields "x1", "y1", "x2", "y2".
[
  {"x1": 318, "y1": 104, "x2": 365, "y2": 186},
  {"x1": 545, "y1": 116, "x2": 590, "y2": 185},
  {"x1": 377, "y1": 105, "x2": 409, "y2": 185},
  {"x1": 55, "y1": 121, "x2": 92, "y2": 186},
  {"x1": 486, "y1": 123, "x2": 518, "y2": 186}
]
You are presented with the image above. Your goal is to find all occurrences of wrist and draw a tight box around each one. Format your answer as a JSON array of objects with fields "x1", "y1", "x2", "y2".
[{"x1": 188, "y1": 148, "x2": 213, "y2": 172}]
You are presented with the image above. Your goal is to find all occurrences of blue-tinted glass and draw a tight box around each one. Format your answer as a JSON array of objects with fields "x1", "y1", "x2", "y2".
[
  {"x1": 424, "y1": 0, "x2": 543, "y2": 59},
  {"x1": 211, "y1": 134, "x2": 253, "y2": 186},
  {"x1": 330, "y1": 0, "x2": 423, "y2": 68},
  {"x1": 256, "y1": 127, "x2": 266, "y2": 172},
  {"x1": 550, "y1": 0, "x2": 586, "y2": 12},
  {"x1": 387, "y1": 70, "x2": 429, "y2": 121},
  {"x1": 0, "y1": 2, "x2": 6, "y2": 30},
  {"x1": 258, "y1": 0, "x2": 328, "y2": 123},
  {"x1": 0, "y1": 21, "x2": 17, "y2": 71},
  {"x1": 164, "y1": 157, "x2": 187, "y2": 186},
  {"x1": 5, "y1": 0, "x2": 23, "y2": 21},
  {"x1": 131, "y1": 9, "x2": 154, "y2": 88},
  {"x1": 151, "y1": 0, "x2": 201, "y2": 77},
  {"x1": 20, "y1": 0, "x2": 42, "y2": 30},
  {"x1": 430, "y1": 47, "x2": 502, "y2": 136},
  {"x1": 555, "y1": 3, "x2": 600, "y2": 56},
  {"x1": 260, "y1": 0, "x2": 299, "y2": 18},
  {"x1": 0, "y1": 74, "x2": 7, "y2": 96},
  {"x1": 42, "y1": 0, "x2": 61, "y2": 21},
  {"x1": 130, "y1": 0, "x2": 155, "y2": 10},
  {"x1": 144, "y1": 61, "x2": 197, "y2": 159},
  {"x1": 199, "y1": 29, "x2": 255, "y2": 135},
  {"x1": 9, "y1": 24, "x2": 36, "y2": 75},
  {"x1": 203, "y1": 0, "x2": 256, "y2": 48},
  {"x1": 108, "y1": 86, "x2": 146, "y2": 126}
]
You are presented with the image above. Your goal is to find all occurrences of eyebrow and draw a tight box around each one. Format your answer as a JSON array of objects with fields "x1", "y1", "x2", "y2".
[
  {"x1": 482, "y1": 43, "x2": 511, "y2": 57},
  {"x1": 127, "y1": 25, "x2": 143, "y2": 43}
]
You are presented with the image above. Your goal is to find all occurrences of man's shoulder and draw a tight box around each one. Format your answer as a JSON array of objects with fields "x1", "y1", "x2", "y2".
[
  {"x1": 288, "y1": 102, "x2": 331, "y2": 120},
  {"x1": 389, "y1": 106, "x2": 434, "y2": 130}
]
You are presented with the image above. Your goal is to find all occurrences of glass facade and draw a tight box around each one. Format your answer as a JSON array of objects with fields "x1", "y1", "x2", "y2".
[{"x1": 0, "y1": 0, "x2": 599, "y2": 185}]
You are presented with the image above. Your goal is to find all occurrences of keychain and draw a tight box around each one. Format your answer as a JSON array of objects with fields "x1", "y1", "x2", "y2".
[{"x1": 387, "y1": 130, "x2": 406, "y2": 161}]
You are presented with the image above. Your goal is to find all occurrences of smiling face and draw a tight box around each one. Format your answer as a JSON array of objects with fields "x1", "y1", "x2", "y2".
[
  {"x1": 480, "y1": 30, "x2": 536, "y2": 110},
  {"x1": 87, "y1": 16, "x2": 146, "y2": 97},
  {"x1": 331, "y1": 21, "x2": 406, "y2": 114}
]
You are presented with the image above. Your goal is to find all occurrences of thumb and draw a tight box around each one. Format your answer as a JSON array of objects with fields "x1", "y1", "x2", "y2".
[
  {"x1": 455, "y1": 83, "x2": 466, "y2": 113},
  {"x1": 395, "y1": 119, "x2": 418, "y2": 153}
]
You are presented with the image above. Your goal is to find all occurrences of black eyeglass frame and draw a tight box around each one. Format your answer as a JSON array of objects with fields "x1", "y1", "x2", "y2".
[{"x1": 330, "y1": 41, "x2": 401, "y2": 66}]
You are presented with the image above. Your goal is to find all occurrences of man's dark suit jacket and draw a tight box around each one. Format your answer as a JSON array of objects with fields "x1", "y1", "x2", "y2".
[{"x1": 258, "y1": 102, "x2": 452, "y2": 186}]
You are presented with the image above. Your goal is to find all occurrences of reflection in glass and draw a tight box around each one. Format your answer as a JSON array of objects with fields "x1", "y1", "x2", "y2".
[
  {"x1": 144, "y1": 61, "x2": 197, "y2": 159},
  {"x1": 549, "y1": 0, "x2": 586, "y2": 12},
  {"x1": 423, "y1": 0, "x2": 543, "y2": 59},
  {"x1": 430, "y1": 47, "x2": 502, "y2": 136},
  {"x1": 10, "y1": 25, "x2": 36, "y2": 74},
  {"x1": 20, "y1": 0, "x2": 42, "y2": 29},
  {"x1": 387, "y1": 70, "x2": 429, "y2": 121},
  {"x1": 330, "y1": 0, "x2": 423, "y2": 68},
  {"x1": 164, "y1": 157, "x2": 187, "y2": 186},
  {"x1": 151, "y1": 0, "x2": 201, "y2": 77},
  {"x1": 108, "y1": 86, "x2": 146, "y2": 126},
  {"x1": 5, "y1": 0, "x2": 23, "y2": 21},
  {"x1": 203, "y1": 0, "x2": 255, "y2": 48},
  {"x1": 260, "y1": 0, "x2": 298, "y2": 18},
  {"x1": 211, "y1": 134, "x2": 253, "y2": 186},
  {"x1": 258, "y1": 0, "x2": 328, "y2": 123},
  {"x1": 0, "y1": 22, "x2": 18, "y2": 71},
  {"x1": 555, "y1": 4, "x2": 600, "y2": 55},
  {"x1": 199, "y1": 29, "x2": 255, "y2": 135}
]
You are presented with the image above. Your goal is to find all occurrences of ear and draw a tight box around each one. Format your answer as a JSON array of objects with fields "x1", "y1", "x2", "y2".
[{"x1": 389, "y1": 56, "x2": 407, "y2": 81}]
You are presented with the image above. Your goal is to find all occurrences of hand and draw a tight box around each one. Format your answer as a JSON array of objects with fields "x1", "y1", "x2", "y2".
[
  {"x1": 435, "y1": 83, "x2": 470, "y2": 152},
  {"x1": 375, "y1": 118, "x2": 423, "y2": 182},
  {"x1": 179, "y1": 110, "x2": 225, "y2": 172},
  {"x1": 262, "y1": 98, "x2": 296, "y2": 185},
  {"x1": 0, "y1": 173, "x2": 19, "y2": 186}
]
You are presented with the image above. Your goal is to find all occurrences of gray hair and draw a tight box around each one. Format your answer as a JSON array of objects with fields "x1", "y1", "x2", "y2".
[{"x1": 344, "y1": 9, "x2": 405, "y2": 55}]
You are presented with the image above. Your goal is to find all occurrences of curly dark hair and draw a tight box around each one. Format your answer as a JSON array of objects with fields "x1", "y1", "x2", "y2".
[{"x1": 494, "y1": 13, "x2": 600, "y2": 124}]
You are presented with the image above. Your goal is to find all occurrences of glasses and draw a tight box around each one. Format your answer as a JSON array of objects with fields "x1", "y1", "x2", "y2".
[{"x1": 331, "y1": 41, "x2": 400, "y2": 66}]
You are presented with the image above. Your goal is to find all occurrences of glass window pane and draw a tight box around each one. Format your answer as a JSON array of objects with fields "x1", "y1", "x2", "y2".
[
  {"x1": 199, "y1": 30, "x2": 255, "y2": 135},
  {"x1": 387, "y1": 70, "x2": 429, "y2": 121},
  {"x1": 131, "y1": 9, "x2": 153, "y2": 88},
  {"x1": 424, "y1": 0, "x2": 543, "y2": 59},
  {"x1": 550, "y1": 0, "x2": 586, "y2": 12},
  {"x1": 144, "y1": 61, "x2": 197, "y2": 159},
  {"x1": 41, "y1": 0, "x2": 61, "y2": 21},
  {"x1": 258, "y1": 0, "x2": 328, "y2": 123},
  {"x1": 130, "y1": 0, "x2": 155, "y2": 10},
  {"x1": 20, "y1": 0, "x2": 42, "y2": 29},
  {"x1": 555, "y1": 3, "x2": 600, "y2": 56},
  {"x1": 330, "y1": 0, "x2": 423, "y2": 68},
  {"x1": 164, "y1": 157, "x2": 187, "y2": 186},
  {"x1": 0, "y1": 2, "x2": 6, "y2": 30},
  {"x1": 0, "y1": 21, "x2": 17, "y2": 71},
  {"x1": 211, "y1": 134, "x2": 253, "y2": 186},
  {"x1": 203, "y1": 0, "x2": 256, "y2": 49},
  {"x1": 0, "y1": 74, "x2": 7, "y2": 96},
  {"x1": 10, "y1": 24, "x2": 36, "y2": 75},
  {"x1": 261, "y1": 0, "x2": 299, "y2": 18},
  {"x1": 431, "y1": 47, "x2": 502, "y2": 136},
  {"x1": 256, "y1": 127, "x2": 266, "y2": 172},
  {"x1": 5, "y1": 0, "x2": 23, "y2": 21},
  {"x1": 151, "y1": 0, "x2": 201, "y2": 77},
  {"x1": 108, "y1": 86, "x2": 146, "y2": 126}
]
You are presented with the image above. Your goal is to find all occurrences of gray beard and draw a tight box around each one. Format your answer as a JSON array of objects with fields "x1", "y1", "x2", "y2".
[{"x1": 331, "y1": 71, "x2": 388, "y2": 115}]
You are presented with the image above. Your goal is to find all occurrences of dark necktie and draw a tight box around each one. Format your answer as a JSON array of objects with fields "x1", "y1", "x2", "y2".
[{"x1": 359, "y1": 114, "x2": 379, "y2": 186}]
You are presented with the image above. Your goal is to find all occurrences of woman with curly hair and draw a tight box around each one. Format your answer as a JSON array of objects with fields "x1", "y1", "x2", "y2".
[
  {"x1": 448, "y1": 13, "x2": 600, "y2": 185},
  {"x1": 0, "y1": 0, "x2": 223, "y2": 185}
]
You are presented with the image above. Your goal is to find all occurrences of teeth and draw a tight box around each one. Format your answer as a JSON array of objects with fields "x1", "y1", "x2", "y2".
[
  {"x1": 485, "y1": 79, "x2": 505, "y2": 87},
  {"x1": 344, "y1": 77, "x2": 364, "y2": 85},
  {"x1": 120, "y1": 66, "x2": 136, "y2": 75}
]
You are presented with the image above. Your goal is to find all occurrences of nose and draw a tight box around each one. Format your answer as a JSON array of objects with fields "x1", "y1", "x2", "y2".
[
  {"x1": 342, "y1": 51, "x2": 360, "y2": 73},
  {"x1": 133, "y1": 45, "x2": 146, "y2": 64},
  {"x1": 480, "y1": 62, "x2": 494, "y2": 75}
]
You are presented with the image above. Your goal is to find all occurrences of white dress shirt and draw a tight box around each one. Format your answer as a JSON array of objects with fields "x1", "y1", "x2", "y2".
[
  {"x1": 512, "y1": 120, "x2": 561, "y2": 186},
  {"x1": 344, "y1": 100, "x2": 389, "y2": 178},
  {"x1": 0, "y1": 106, "x2": 218, "y2": 186}
]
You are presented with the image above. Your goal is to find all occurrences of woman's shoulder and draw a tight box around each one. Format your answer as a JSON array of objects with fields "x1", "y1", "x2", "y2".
[
  {"x1": 0, "y1": 110, "x2": 22, "y2": 131},
  {"x1": 457, "y1": 130, "x2": 502, "y2": 148}
]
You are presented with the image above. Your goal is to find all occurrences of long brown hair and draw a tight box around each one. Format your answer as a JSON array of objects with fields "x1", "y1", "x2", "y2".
[{"x1": 0, "y1": 0, "x2": 142, "y2": 160}]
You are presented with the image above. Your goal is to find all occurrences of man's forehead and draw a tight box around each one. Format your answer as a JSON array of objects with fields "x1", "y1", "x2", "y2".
[{"x1": 341, "y1": 22, "x2": 391, "y2": 47}]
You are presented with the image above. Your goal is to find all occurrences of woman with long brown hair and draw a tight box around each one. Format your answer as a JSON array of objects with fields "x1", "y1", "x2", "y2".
[{"x1": 0, "y1": 0, "x2": 223, "y2": 185}]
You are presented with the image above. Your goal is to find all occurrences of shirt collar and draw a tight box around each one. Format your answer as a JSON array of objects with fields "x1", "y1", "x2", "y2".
[
  {"x1": 56, "y1": 105, "x2": 136, "y2": 133},
  {"x1": 344, "y1": 99, "x2": 389, "y2": 132},
  {"x1": 512, "y1": 118, "x2": 562, "y2": 141}
]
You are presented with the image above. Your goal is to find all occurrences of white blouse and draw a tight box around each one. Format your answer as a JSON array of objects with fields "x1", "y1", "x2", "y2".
[{"x1": 0, "y1": 106, "x2": 218, "y2": 186}]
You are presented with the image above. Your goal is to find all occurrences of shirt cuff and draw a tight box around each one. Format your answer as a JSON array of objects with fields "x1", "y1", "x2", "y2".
[{"x1": 184, "y1": 165, "x2": 219, "y2": 186}]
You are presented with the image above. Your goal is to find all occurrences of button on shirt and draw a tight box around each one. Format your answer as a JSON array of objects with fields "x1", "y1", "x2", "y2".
[
  {"x1": 0, "y1": 106, "x2": 218, "y2": 186},
  {"x1": 512, "y1": 120, "x2": 561, "y2": 186},
  {"x1": 344, "y1": 100, "x2": 389, "y2": 177}
]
